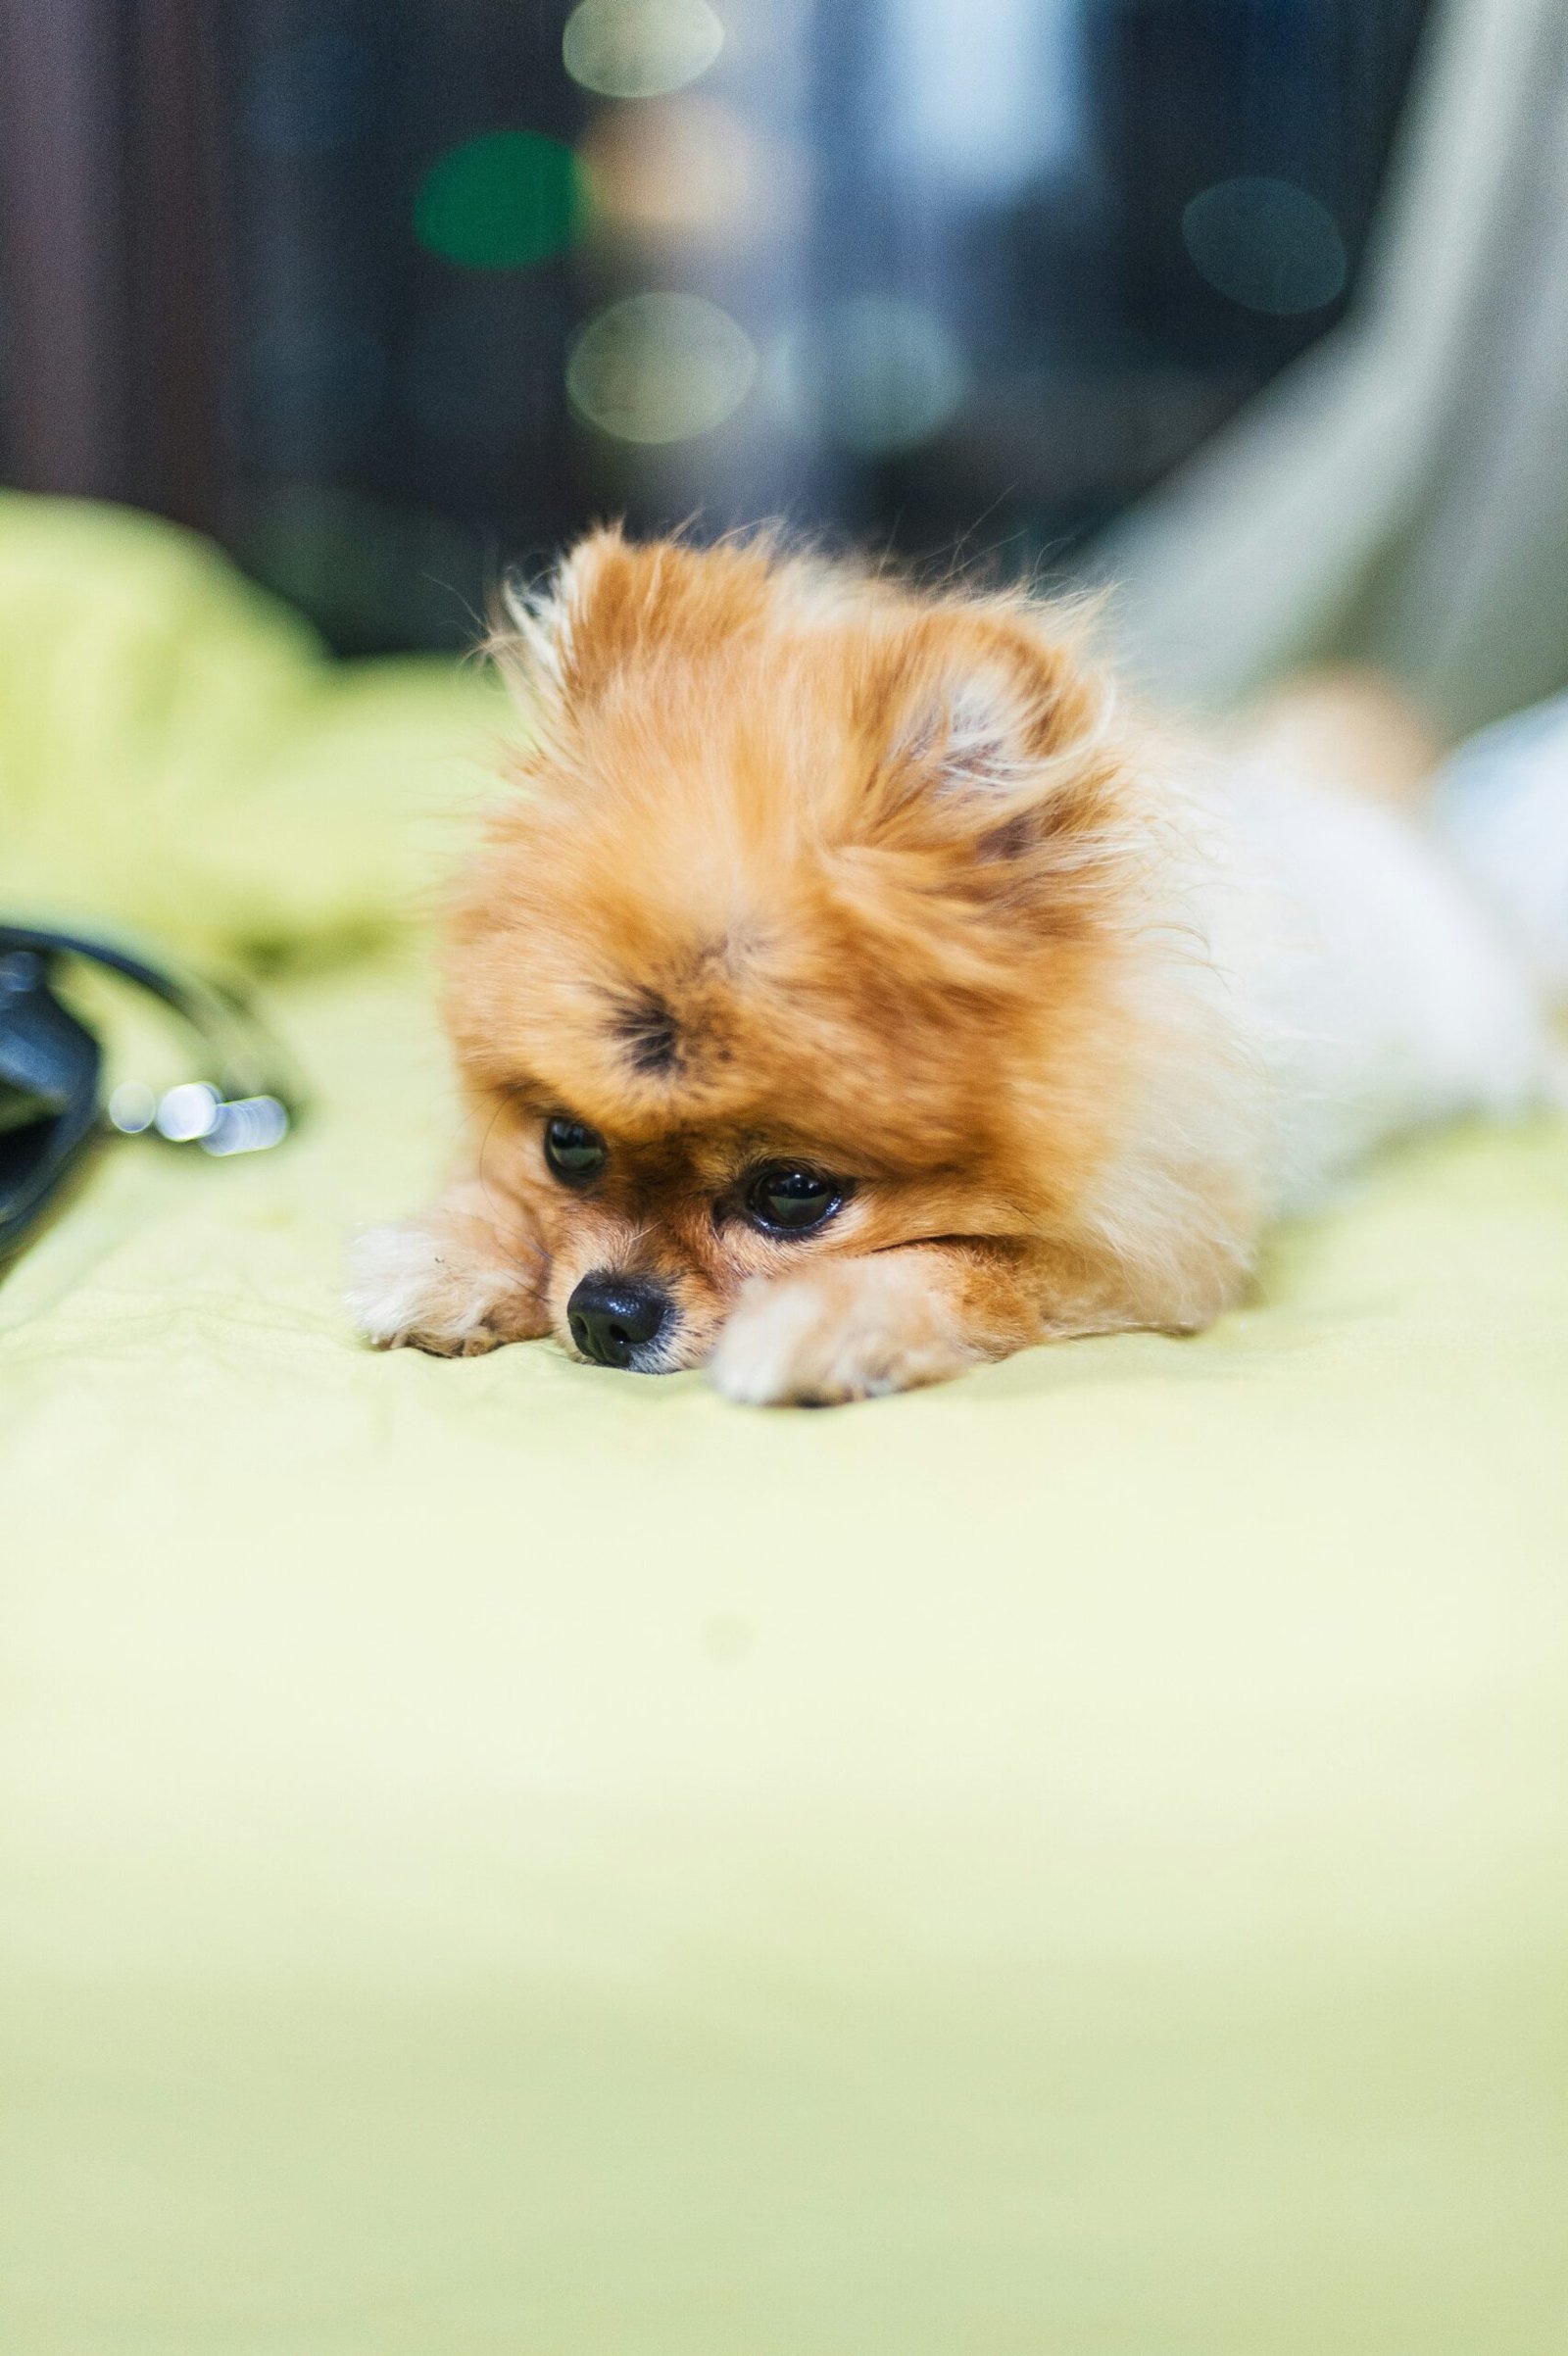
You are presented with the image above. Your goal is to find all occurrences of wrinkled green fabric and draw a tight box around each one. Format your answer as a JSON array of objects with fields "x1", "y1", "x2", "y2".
[
  {"x1": 2, "y1": 499, "x2": 1566, "y2": 2356},
  {"x1": 0, "y1": 491, "x2": 502, "y2": 963}
]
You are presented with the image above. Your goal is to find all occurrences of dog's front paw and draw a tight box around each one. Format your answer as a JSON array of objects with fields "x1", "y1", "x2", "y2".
[
  {"x1": 708, "y1": 1264, "x2": 973, "y2": 1407},
  {"x1": 346, "y1": 1219, "x2": 547, "y2": 1357}
]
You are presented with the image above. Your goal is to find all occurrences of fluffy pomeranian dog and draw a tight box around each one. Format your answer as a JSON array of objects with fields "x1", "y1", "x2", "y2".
[{"x1": 349, "y1": 529, "x2": 1552, "y2": 1404}]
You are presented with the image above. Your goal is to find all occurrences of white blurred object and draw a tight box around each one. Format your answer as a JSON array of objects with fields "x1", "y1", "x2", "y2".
[
  {"x1": 1434, "y1": 693, "x2": 1568, "y2": 1002},
  {"x1": 155, "y1": 1081, "x2": 221, "y2": 1143},
  {"x1": 201, "y1": 1096, "x2": 292, "y2": 1157},
  {"x1": 563, "y1": 0, "x2": 724, "y2": 100},
  {"x1": 1096, "y1": 0, "x2": 1568, "y2": 744},
  {"x1": 106, "y1": 1081, "x2": 157, "y2": 1135},
  {"x1": 883, "y1": 0, "x2": 1082, "y2": 195}
]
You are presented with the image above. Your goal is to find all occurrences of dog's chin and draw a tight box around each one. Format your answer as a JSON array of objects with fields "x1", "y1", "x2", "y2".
[{"x1": 559, "y1": 1329, "x2": 685, "y2": 1376}]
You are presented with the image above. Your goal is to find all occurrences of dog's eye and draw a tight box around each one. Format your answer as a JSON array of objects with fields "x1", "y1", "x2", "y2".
[
  {"x1": 544, "y1": 1116, "x2": 607, "y2": 1185},
  {"x1": 743, "y1": 1163, "x2": 845, "y2": 1235}
]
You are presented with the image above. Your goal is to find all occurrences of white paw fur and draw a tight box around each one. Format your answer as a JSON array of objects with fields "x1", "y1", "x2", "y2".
[
  {"x1": 346, "y1": 1220, "x2": 530, "y2": 1357},
  {"x1": 708, "y1": 1267, "x2": 972, "y2": 1407}
]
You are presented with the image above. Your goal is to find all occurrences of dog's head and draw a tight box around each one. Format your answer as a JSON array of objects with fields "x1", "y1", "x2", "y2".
[{"x1": 444, "y1": 530, "x2": 1162, "y2": 1370}]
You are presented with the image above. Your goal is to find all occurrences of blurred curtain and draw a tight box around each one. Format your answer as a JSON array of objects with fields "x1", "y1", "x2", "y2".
[
  {"x1": 0, "y1": 0, "x2": 226, "y2": 532},
  {"x1": 1095, "y1": 0, "x2": 1568, "y2": 742}
]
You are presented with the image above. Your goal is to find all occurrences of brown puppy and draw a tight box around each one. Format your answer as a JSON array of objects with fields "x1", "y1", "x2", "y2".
[{"x1": 348, "y1": 530, "x2": 1546, "y2": 1402}]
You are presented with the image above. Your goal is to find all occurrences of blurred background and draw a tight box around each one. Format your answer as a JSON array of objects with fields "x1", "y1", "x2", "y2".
[{"x1": 0, "y1": 0, "x2": 1434, "y2": 657}]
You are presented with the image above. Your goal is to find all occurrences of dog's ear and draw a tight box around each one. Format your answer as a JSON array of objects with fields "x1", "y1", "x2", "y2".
[
  {"x1": 863, "y1": 608, "x2": 1118, "y2": 862},
  {"x1": 491, "y1": 527, "x2": 632, "y2": 721},
  {"x1": 891, "y1": 657, "x2": 1035, "y2": 798},
  {"x1": 494, "y1": 529, "x2": 791, "y2": 720}
]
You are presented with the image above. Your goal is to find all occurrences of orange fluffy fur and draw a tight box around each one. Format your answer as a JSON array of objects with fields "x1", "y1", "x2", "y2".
[{"x1": 350, "y1": 530, "x2": 1267, "y2": 1403}]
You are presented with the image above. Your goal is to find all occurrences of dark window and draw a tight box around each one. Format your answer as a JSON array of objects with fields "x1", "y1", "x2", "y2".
[{"x1": 0, "y1": 0, "x2": 1431, "y2": 652}]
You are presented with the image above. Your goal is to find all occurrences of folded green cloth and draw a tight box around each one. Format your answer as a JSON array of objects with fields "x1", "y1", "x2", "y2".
[{"x1": 0, "y1": 491, "x2": 503, "y2": 964}]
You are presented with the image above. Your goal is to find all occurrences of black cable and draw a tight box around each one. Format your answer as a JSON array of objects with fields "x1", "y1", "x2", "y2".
[{"x1": 0, "y1": 923, "x2": 305, "y2": 1119}]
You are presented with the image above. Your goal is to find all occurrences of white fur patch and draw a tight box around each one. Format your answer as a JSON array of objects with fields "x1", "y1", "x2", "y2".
[
  {"x1": 345, "y1": 1221, "x2": 512, "y2": 1354},
  {"x1": 1434, "y1": 708, "x2": 1568, "y2": 1002},
  {"x1": 708, "y1": 1268, "x2": 969, "y2": 1407},
  {"x1": 1211, "y1": 763, "x2": 1551, "y2": 1212},
  {"x1": 708, "y1": 1279, "x2": 841, "y2": 1406}
]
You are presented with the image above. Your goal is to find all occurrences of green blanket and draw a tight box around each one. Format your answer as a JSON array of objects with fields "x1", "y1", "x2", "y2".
[{"x1": 3, "y1": 498, "x2": 1566, "y2": 2356}]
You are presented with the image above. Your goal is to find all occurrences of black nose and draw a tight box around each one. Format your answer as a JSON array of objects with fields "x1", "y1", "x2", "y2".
[{"x1": 566, "y1": 1272, "x2": 671, "y2": 1369}]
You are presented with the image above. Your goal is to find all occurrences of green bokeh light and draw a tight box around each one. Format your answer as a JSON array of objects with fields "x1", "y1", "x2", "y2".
[{"x1": 415, "y1": 131, "x2": 583, "y2": 271}]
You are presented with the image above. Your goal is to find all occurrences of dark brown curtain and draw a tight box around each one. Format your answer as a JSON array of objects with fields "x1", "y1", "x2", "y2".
[{"x1": 0, "y1": 0, "x2": 227, "y2": 534}]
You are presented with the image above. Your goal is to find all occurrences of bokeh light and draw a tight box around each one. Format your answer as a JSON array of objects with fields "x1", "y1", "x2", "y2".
[
  {"x1": 564, "y1": 0, "x2": 724, "y2": 100},
  {"x1": 566, "y1": 292, "x2": 756, "y2": 443},
  {"x1": 1181, "y1": 177, "x2": 1348, "y2": 317},
  {"x1": 415, "y1": 131, "x2": 583, "y2": 271},
  {"x1": 579, "y1": 97, "x2": 793, "y2": 246},
  {"x1": 772, "y1": 296, "x2": 968, "y2": 456}
]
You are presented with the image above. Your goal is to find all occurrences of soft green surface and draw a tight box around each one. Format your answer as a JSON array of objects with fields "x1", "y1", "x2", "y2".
[{"x1": 2, "y1": 499, "x2": 1567, "y2": 2354}]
